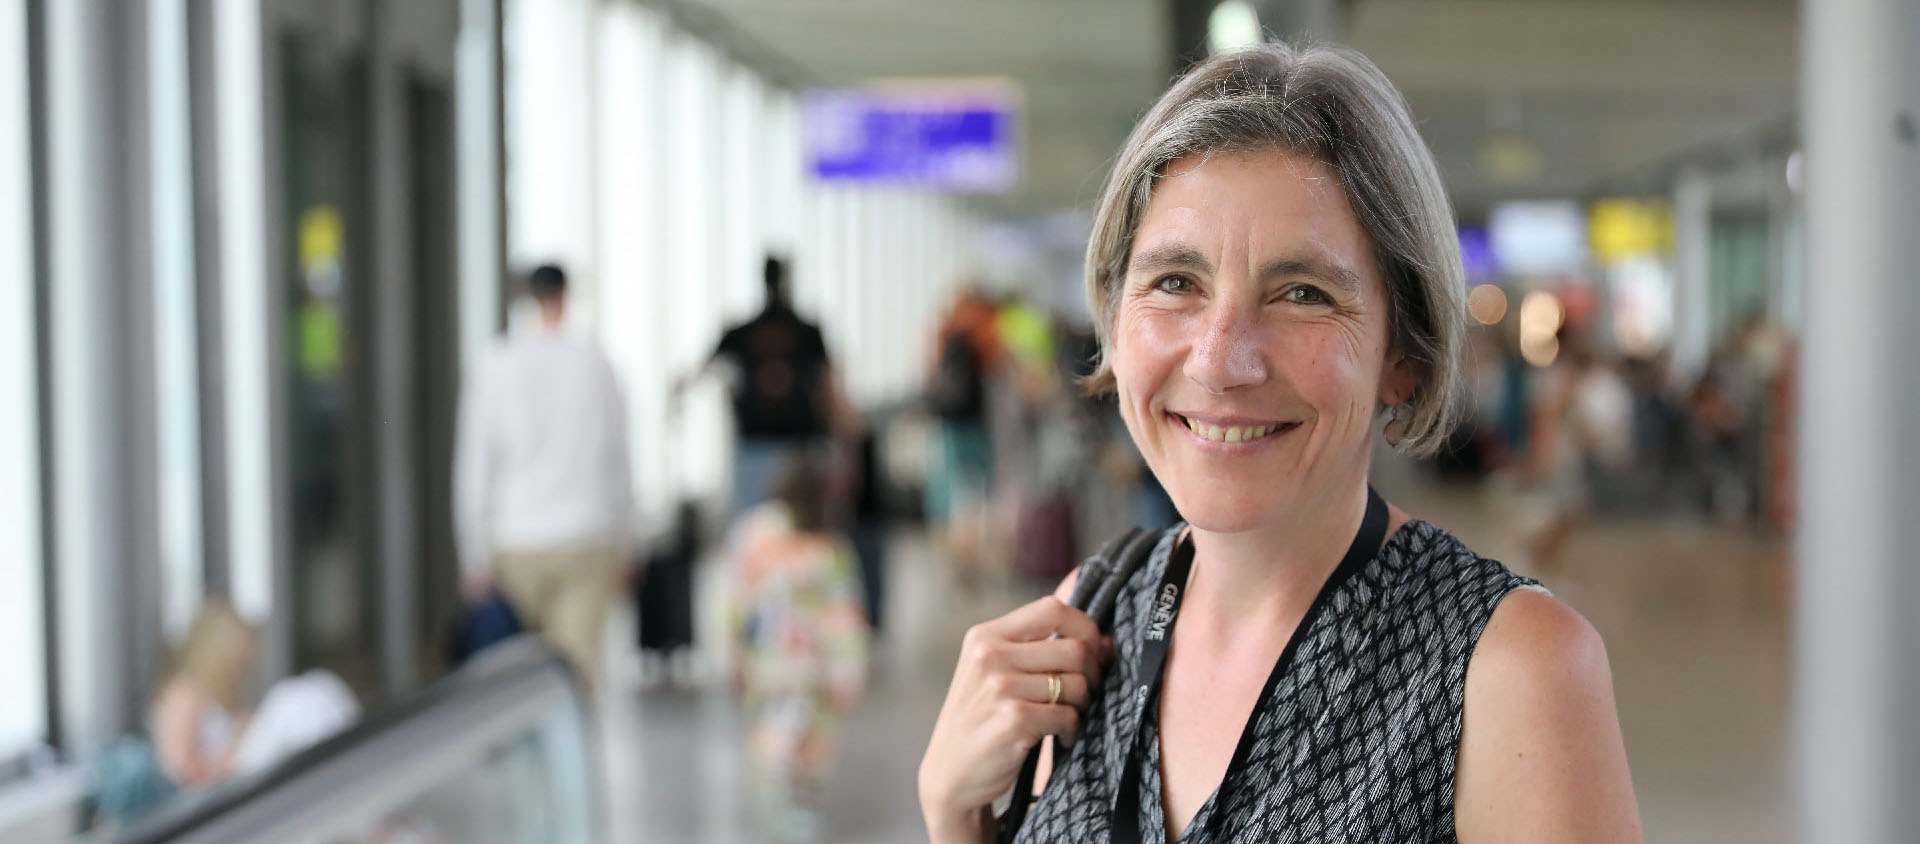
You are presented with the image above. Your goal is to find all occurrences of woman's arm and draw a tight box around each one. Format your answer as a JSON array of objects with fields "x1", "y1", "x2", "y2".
[
  {"x1": 152, "y1": 680, "x2": 233, "y2": 787},
  {"x1": 1455, "y1": 589, "x2": 1642, "y2": 843}
]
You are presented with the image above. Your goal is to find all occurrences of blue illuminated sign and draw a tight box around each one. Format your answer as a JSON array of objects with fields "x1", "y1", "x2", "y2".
[{"x1": 804, "y1": 85, "x2": 1020, "y2": 192}]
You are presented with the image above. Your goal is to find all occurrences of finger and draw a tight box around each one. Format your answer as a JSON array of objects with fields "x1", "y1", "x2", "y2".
[
  {"x1": 1014, "y1": 701, "x2": 1082, "y2": 748},
  {"x1": 987, "y1": 595, "x2": 1103, "y2": 646},
  {"x1": 1006, "y1": 636, "x2": 1105, "y2": 687},
  {"x1": 1011, "y1": 670, "x2": 1092, "y2": 710}
]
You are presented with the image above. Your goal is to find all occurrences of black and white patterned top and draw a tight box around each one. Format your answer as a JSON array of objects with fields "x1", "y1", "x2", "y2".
[{"x1": 1011, "y1": 519, "x2": 1537, "y2": 844}]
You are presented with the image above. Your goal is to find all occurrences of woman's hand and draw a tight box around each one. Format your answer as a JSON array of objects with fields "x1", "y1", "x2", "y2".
[{"x1": 919, "y1": 595, "x2": 1113, "y2": 843}]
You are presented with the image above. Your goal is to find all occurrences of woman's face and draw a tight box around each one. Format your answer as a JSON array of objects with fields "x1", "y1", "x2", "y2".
[{"x1": 1111, "y1": 149, "x2": 1417, "y2": 534}]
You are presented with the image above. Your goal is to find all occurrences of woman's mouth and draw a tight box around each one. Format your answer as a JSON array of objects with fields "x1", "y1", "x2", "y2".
[{"x1": 1170, "y1": 413, "x2": 1300, "y2": 444}]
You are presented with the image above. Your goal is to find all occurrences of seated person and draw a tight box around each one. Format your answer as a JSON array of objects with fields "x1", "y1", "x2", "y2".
[
  {"x1": 91, "y1": 597, "x2": 359, "y2": 829},
  {"x1": 152, "y1": 596, "x2": 257, "y2": 788}
]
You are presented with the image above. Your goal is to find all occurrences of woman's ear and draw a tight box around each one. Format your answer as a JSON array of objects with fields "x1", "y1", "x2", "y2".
[{"x1": 1380, "y1": 350, "x2": 1424, "y2": 408}]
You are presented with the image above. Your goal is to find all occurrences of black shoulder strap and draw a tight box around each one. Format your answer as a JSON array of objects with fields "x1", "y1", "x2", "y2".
[
  {"x1": 996, "y1": 525, "x2": 1165, "y2": 841},
  {"x1": 1073, "y1": 528, "x2": 1162, "y2": 628}
]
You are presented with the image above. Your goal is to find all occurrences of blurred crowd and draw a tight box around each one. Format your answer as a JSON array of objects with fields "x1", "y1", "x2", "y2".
[
  {"x1": 919, "y1": 286, "x2": 1175, "y2": 594},
  {"x1": 1444, "y1": 309, "x2": 1798, "y2": 572}
]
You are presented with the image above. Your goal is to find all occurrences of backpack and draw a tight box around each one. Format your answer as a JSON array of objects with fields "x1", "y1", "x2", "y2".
[
  {"x1": 997, "y1": 525, "x2": 1165, "y2": 841},
  {"x1": 930, "y1": 330, "x2": 987, "y2": 421}
]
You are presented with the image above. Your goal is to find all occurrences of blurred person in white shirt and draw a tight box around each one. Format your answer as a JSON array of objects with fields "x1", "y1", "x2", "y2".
[{"x1": 455, "y1": 264, "x2": 635, "y2": 692}]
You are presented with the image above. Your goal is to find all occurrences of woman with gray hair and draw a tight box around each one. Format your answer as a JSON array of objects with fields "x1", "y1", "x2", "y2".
[{"x1": 919, "y1": 42, "x2": 1640, "y2": 843}]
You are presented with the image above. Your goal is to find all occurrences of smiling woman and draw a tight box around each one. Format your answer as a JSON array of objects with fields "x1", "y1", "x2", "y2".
[
  {"x1": 919, "y1": 41, "x2": 1642, "y2": 844},
  {"x1": 1109, "y1": 149, "x2": 1406, "y2": 536}
]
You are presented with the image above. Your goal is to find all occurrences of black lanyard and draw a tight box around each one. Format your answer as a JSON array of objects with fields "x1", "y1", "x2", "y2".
[{"x1": 1111, "y1": 486, "x2": 1388, "y2": 844}]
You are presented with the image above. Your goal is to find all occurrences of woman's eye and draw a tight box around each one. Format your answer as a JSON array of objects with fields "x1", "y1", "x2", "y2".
[
  {"x1": 1154, "y1": 274, "x2": 1195, "y2": 294},
  {"x1": 1282, "y1": 284, "x2": 1330, "y2": 305}
]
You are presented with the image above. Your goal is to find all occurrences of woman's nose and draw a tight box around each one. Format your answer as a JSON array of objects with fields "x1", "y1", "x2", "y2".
[{"x1": 1182, "y1": 302, "x2": 1267, "y2": 393}]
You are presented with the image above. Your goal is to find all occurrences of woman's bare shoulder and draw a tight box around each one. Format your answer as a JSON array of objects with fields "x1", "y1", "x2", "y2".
[
  {"x1": 1457, "y1": 588, "x2": 1642, "y2": 842},
  {"x1": 1473, "y1": 588, "x2": 1605, "y2": 678}
]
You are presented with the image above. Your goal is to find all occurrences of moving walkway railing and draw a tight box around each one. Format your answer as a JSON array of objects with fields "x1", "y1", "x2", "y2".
[{"x1": 101, "y1": 639, "x2": 603, "y2": 844}]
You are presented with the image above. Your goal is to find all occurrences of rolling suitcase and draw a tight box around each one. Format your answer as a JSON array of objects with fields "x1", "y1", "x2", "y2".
[{"x1": 636, "y1": 500, "x2": 700, "y2": 653}]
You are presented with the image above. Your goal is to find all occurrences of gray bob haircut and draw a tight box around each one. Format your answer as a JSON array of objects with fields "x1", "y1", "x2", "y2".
[{"x1": 1083, "y1": 41, "x2": 1466, "y2": 457}]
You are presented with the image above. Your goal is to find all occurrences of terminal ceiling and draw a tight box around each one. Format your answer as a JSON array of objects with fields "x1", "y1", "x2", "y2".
[{"x1": 681, "y1": 0, "x2": 1797, "y2": 220}]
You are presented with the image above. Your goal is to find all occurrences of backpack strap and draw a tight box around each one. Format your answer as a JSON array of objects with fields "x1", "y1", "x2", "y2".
[
  {"x1": 997, "y1": 524, "x2": 1165, "y2": 841},
  {"x1": 1072, "y1": 528, "x2": 1162, "y2": 629}
]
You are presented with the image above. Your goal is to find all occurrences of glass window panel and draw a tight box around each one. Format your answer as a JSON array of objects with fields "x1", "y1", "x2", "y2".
[
  {"x1": 215, "y1": 0, "x2": 274, "y2": 621},
  {"x1": 764, "y1": 89, "x2": 802, "y2": 275},
  {"x1": 719, "y1": 65, "x2": 763, "y2": 324},
  {"x1": 148, "y1": 0, "x2": 204, "y2": 644},
  {"x1": 456, "y1": 0, "x2": 504, "y2": 371},
  {"x1": 593, "y1": 1, "x2": 669, "y2": 528},
  {"x1": 0, "y1": 0, "x2": 47, "y2": 761},
  {"x1": 505, "y1": 0, "x2": 595, "y2": 327},
  {"x1": 878, "y1": 191, "x2": 906, "y2": 399},
  {"x1": 789, "y1": 100, "x2": 831, "y2": 323},
  {"x1": 663, "y1": 35, "x2": 721, "y2": 372},
  {"x1": 662, "y1": 35, "x2": 729, "y2": 504}
]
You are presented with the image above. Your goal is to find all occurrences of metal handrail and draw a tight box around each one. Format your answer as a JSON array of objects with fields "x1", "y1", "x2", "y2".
[{"x1": 103, "y1": 638, "x2": 599, "y2": 844}]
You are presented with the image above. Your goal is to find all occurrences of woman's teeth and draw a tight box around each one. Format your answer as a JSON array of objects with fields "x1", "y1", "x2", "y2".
[{"x1": 1182, "y1": 416, "x2": 1285, "y2": 443}]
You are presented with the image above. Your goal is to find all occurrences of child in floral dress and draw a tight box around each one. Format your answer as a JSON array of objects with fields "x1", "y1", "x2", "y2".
[{"x1": 727, "y1": 450, "x2": 871, "y2": 842}]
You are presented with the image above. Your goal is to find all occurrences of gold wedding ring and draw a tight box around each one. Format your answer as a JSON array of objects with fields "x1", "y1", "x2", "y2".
[{"x1": 1046, "y1": 672, "x2": 1063, "y2": 706}]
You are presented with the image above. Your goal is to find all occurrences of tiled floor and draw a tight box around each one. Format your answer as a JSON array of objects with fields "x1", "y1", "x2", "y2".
[{"x1": 598, "y1": 469, "x2": 1793, "y2": 843}]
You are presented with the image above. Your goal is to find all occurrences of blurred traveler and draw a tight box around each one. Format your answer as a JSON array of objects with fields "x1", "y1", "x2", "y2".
[
  {"x1": 1517, "y1": 324, "x2": 1632, "y2": 571},
  {"x1": 1684, "y1": 356, "x2": 1748, "y2": 520},
  {"x1": 989, "y1": 294, "x2": 1062, "y2": 574},
  {"x1": 1622, "y1": 353, "x2": 1685, "y2": 505},
  {"x1": 848, "y1": 426, "x2": 890, "y2": 635},
  {"x1": 1727, "y1": 313, "x2": 1796, "y2": 530},
  {"x1": 455, "y1": 263, "x2": 635, "y2": 693},
  {"x1": 1760, "y1": 331, "x2": 1798, "y2": 532},
  {"x1": 994, "y1": 294, "x2": 1058, "y2": 403},
  {"x1": 920, "y1": 42, "x2": 1639, "y2": 843},
  {"x1": 997, "y1": 304, "x2": 1090, "y2": 587},
  {"x1": 677, "y1": 255, "x2": 856, "y2": 519},
  {"x1": 1432, "y1": 323, "x2": 1515, "y2": 479},
  {"x1": 925, "y1": 288, "x2": 1000, "y2": 586},
  {"x1": 726, "y1": 450, "x2": 871, "y2": 844}
]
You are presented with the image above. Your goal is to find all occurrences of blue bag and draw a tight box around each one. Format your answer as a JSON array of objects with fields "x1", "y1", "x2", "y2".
[{"x1": 453, "y1": 593, "x2": 523, "y2": 664}]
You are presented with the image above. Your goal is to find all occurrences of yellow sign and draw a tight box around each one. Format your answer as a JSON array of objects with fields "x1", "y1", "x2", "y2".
[
  {"x1": 1588, "y1": 198, "x2": 1672, "y2": 262},
  {"x1": 299, "y1": 205, "x2": 342, "y2": 271}
]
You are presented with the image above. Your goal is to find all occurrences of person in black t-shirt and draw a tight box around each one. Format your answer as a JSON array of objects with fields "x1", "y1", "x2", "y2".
[{"x1": 677, "y1": 256, "x2": 855, "y2": 519}]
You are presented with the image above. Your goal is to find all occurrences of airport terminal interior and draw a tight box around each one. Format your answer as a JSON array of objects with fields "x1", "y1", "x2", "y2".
[{"x1": 0, "y1": 0, "x2": 1914, "y2": 841}]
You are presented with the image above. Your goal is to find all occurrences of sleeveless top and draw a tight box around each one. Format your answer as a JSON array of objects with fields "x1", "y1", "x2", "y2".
[{"x1": 1012, "y1": 519, "x2": 1538, "y2": 844}]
